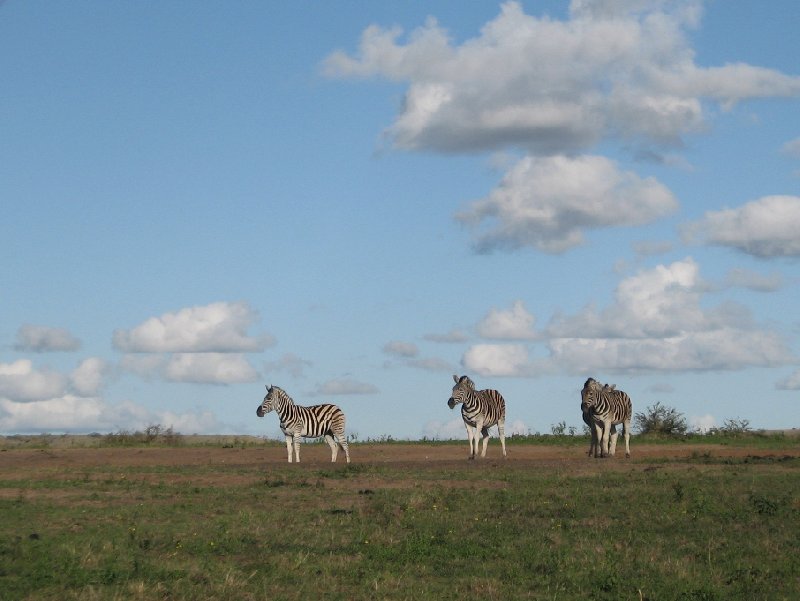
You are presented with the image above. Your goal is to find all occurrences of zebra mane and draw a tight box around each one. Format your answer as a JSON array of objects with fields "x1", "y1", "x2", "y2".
[
  {"x1": 453, "y1": 374, "x2": 476, "y2": 389},
  {"x1": 269, "y1": 385, "x2": 293, "y2": 404}
]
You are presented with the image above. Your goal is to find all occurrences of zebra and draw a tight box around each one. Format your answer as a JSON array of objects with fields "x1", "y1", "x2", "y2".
[
  {"x1": 581, "y1": 382, "x2": 617, "y2": 457},
  {"x1": 580, "y1": 377, "x2": 631, "y2": 458},
  {"x1": 447, "y1": 374, "x2": 507, "y2": 459},
  {"x1": 256, "y1": 385, "x2": 350, "y2": 463}
]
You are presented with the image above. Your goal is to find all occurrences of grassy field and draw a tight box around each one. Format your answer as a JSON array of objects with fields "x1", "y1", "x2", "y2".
[{"x1": 1, "y1": 435, "x2": 799, "y2": 600}]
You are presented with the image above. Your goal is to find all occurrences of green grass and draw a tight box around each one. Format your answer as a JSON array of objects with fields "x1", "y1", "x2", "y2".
[{"x1": 1, "y1": 441, "x2": 799, "y2": 600}]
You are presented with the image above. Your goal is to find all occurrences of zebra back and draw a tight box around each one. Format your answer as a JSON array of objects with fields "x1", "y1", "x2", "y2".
[
  {"x1": 581, "y1": 378, "x2": 632, "y2": 424},
  {"x1": 263, "y1": 385, "x2": 346, "y2": 437},
  {"x1": 450, "y1": 375, "x2": 506, "y2": 428}
]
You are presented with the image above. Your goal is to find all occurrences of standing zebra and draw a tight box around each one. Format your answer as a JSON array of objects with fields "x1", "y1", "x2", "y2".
[
  {"x1": 580, "y1": 378, "x2": 632, "y2": 458},
  {"x1": 447, "y1": 375, "x2": 507, "y2": 459},
  {"x1": 581, "y1": 383, "x2": 617, "y2": 457},
  {"x1": 256, "y1": 385, "x2": 350, "y2": 463}
]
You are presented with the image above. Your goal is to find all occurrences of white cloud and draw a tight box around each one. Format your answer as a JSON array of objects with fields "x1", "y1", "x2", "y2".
[
  {"x1": 70, "y1": 358, "x2": 109, "y2": 396},
  {"x1": 324, "y1": 1, "x2": 800, "y2": 154},
  {"x1": 382, "y1": 341, "x2": 420, "y2": 358},
  {"x1": 461, "y1": 258, "x2": 793, "y2": 376},
  {"x1": 314, "y1": 379, "x2": 379, "y2": 396},
  {"x1": 14, "y1": 324, "x2": 81, "y2": 352},
  {"x1": 683, "y1": 195, "x2": 800, "y2": 258},
  {"x1": 163, "y1": 353, "x2": 260, "y2": 385},
  {"x1": 423, "y1": 417, "x2": 468, "y2": 441},
  {"x1": 120, "y1": 353, "x2": 260, "y2": 385},
  {"x1": 690, "y1": 414, "x2": 716, "y2": 434},
  {"x1": 548, "y1": 258, "x2": 709, "y2": 338},
  {"x1": 458, "y1": 155, "x2": 677, "y2": 253},
  {"x1": 548, "y1": 328, "x2": 790, "y2": 373},
  {"x1": 477, "y1": 300, "x2": 537, "y2": 339},
  {"x1": 545, "y1": 258, "x2": 792, "y2": 372},
  {"x1": 0, "y1": 395, "x2": 226, "y2": 434},
  {"x1": 0, "y1": 360, "x2": 67, "y2": 402},
  {"x1": 462, "y1": 344, "x2": 531, "y2": 377},
  {"x1": 113, "y1": 301, "x2": 272, "y2": 353}
]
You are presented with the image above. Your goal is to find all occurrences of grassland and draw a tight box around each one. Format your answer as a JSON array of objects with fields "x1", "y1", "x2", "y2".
[{"x1": 1, "y1": 435, "x2": 799, "y2": 600}]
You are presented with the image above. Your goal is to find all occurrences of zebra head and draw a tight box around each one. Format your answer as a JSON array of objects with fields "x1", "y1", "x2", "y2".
[
  {"x1": 257, "y1": 385, "x2": 277, "y2": 417},
  {"x1": 580, "y1": 377, "x2": 601, "y2": 410},
  {"x1": 448, "y1": 374, "x2": 474, "y2": 409}
]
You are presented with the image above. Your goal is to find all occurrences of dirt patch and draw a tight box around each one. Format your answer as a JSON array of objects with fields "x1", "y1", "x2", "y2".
[{"x1": 3, "y1": 441, "x2": 798, "y2": 478}]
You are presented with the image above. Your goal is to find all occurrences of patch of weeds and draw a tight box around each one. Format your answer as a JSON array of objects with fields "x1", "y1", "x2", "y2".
[{"x1": 748, "y1": 493, "x2": 780, "y2": 516}]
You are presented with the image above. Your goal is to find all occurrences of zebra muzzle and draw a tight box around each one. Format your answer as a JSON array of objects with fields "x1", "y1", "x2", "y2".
[{"x1": 447, "y1": 398, "x2": 456, "y2": 409}]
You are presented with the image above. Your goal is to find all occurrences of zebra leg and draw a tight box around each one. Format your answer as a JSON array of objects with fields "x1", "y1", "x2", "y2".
[
  {"x1": 609, "y1": 424, "x2": 619, "y2": 457},
  {"x1": 592, "y1": 423, "x2": 603, "y2": 458},
  {"x1": 600, "y1": 423, "x2": 611, "y2": 458},
  {"x1": 479, "y1": 424, "x2": 490, "y2": 458},
  {"x1": 336, "y1": 435, "x2": 351, "y2": 464},
  {"x1": 498, "y1": 421, "x2": 507, "y2": 458},
  {"x1": 465, "y1": 423, "x2": 477, "y2": 459},
  {"x1": 324, "y1": 434, "x2": 338, "y2": 462},
  {"x1": 284, "y1": 435, "x2": 294, "y2": 463},
  {"x1": 622, "y1": 420, "x2": 631, "y2": 458},
  {"x1": 293, "y1": 434, "x2": 302, "y2": 463}
]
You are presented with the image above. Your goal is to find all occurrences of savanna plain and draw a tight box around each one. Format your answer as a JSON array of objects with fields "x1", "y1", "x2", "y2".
[{"x1": 1, "y1": 432, "x2": 799, "y2": 600}]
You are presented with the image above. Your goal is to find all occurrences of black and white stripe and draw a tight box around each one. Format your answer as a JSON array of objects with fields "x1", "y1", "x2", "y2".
[
  {"x1": 447, "y1": 374, "x2": 507, "y2": 459},
  {"x1": 580, "y1": 378, "x2": 631, "y2": 458},
  {"x1": 257, "y1": 385, "x2": 350, "y2": 463}
]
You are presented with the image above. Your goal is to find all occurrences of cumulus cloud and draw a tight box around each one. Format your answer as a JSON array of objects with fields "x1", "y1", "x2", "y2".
[
  {"x1": 120, "y1": 353, "x2": 260, "y2": 385},
  {"x1": 70, "y1": 358, "x2": 110, "y2": 396},
  {"x1": 113, "y1": 301, "x2": 273, "y2": 353},
  {"x1": 458, "y1": 155, "x2": 678, "y2": 253},
  {"x1": 324, "y1": 1, "x2": 800, "y2": 154},
  {"x1": 548, "y1": 258, "x2": 709, "y2": 338},
  {"x1": 682, "y1": 195, "x2": 800, "y2": 258},
  {"x1": 0, "y1": 360, "x2": 68, "y2": 402},
  {"x1": 461, "y1": 258, "x2": 793, "y2": 376},
  {"x1": 545, "y1": 258, "x2": 792, "y2": 372},
  {"x1": 477, "y1": 300, "x2": 537, "y2": 339},
  {"x1": 462, "y1": 344, "x2": 532, "y2": 377},
  {"x1": 14, "y1": 324, "x2": 81, "y2": 352},
  {"x1": 314, "y1": 379, "x2": 379, "y2": 396},
  {"x1": 0, "y1": 395, "x2": 225, "y2": 434},
  {"x1": 163, "y1": 353, "x2": 260, "y2": 385},
  {"x1": 690, "y1": 414, "x2": 716, "y2": 433}
]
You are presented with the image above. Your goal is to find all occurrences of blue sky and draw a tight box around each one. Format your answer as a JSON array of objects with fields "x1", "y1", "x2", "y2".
[{"x1": 2, "y1": 0, "x2": 799, "y2": 440}]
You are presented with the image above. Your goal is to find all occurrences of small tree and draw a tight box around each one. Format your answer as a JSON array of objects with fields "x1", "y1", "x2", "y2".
[
  {"x1": 721, "y1": 418, "x2": 751, "y2": 435},
  {"x1": 634, "y1": 402, "x2": 688, "y2": 436}
]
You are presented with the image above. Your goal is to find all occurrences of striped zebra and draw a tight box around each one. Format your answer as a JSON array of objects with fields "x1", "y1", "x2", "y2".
[
  {"x1": 447, "y1": 374, "x2": 507, "y2": 459},
  {"x1": 580, "y1": 378, "x2": 631, "y2": 458},
  {"x1": 256, "y1": 385, "x2": 350, "y2": 463},
  {"x1": 581, "y1": 383, "x2": 617, "y2": 458}
]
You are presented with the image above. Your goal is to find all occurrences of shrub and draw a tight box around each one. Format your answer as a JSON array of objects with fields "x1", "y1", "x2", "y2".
[{"x1": 634, "y1": 402, "x2": 688, "y2": 436}]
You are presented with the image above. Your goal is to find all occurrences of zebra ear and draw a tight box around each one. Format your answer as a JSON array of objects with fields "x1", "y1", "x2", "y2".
[{"x1": 453, "y1": 375, "x2": 459, "y2": 384}]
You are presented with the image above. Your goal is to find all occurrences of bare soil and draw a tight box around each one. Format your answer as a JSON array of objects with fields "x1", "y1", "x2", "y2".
[{"x1": 2, "y1": 441, "x2": 798, "y2": 480}]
